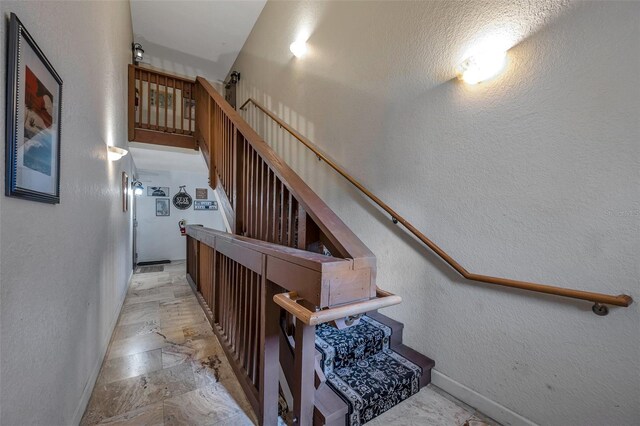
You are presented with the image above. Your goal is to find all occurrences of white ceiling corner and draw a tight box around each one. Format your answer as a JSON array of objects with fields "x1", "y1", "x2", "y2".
[{"x1": 130, "y1": 0, "x2": 266, "y2": 81}]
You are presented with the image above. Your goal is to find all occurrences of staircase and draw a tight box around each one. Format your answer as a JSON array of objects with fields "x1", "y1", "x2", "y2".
[
  {"x1": 128, "y1": 65, "x2": 434, "y2": 425},
  {"x1": 315, "y1": 313, "x2": 434, "y2": 425}
]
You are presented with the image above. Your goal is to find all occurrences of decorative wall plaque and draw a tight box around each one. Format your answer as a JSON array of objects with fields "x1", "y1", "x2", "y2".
[
  {"x1": 195, "y1": 188, "x2": 208, "y2": 199},
  {"x1": 194, "y1": 200, "x2": 218, "y2": 210},
  {"x1": 172, "y1": 186, "x2": 192, "y2": 210}
]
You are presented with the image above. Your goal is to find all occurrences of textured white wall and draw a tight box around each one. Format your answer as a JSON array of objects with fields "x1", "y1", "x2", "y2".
[
  {"x1": 0, "y1": 1, "x2": 134, "y2": 424},
  {"x1": 232, "y1": 1, "x2": 639, "y2": 425},
  {"x1": 136, "y1": 169, "x2": 226, "y2": 262}
]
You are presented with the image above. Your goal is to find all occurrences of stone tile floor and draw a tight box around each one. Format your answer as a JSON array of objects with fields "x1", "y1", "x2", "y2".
[{"x1": 81, "y1": 261, "x2": 499, "y2": 426}]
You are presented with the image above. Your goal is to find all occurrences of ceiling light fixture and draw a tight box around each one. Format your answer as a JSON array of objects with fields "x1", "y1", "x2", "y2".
[
  {"x1": 289, "y1": 40, "x2": 308, "y2": 58},
  {"x1": 107, "y1": 146, "x2": 128, "y2": 161},
  {"x1": 456, "y1": 50, "x2": 507, "y2": 85}
]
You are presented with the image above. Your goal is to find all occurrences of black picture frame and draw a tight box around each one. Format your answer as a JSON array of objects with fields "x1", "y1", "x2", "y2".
[
  {"x1": 5, "y1": 13, "x2": 63, "y2": 204},
  {"x1": 156, "y1": 198, "x2": 170, "y2": 216}
]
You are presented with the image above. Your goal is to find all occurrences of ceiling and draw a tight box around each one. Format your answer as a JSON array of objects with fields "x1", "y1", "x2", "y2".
[
  {"x1": 130, "y1": 0, "x2": 266, "y2": 82},
  {"x1": 129, "y1": 143, "x2": 208, "y2": 174}
]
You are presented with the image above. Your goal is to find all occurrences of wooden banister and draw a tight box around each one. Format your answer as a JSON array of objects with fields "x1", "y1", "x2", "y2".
[
  {"x1": 274, "y1": 289, "x2": 402, "y2": 326},
  {"x1": 195, "y1": 77, "x2": 376, "y2": 275},
  {"x1": 127, "y1": 64, "x2": 197, "y2": 149},
  {"x1": 240, "y1": 98, "x2": 633, "y2": 313}
]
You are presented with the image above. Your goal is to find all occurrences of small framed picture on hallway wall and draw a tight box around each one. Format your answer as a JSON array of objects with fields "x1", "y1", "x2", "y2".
[
  {"x1": 5, "y1": 13, "x2": 63, "y2": 204},
  {"x1": 156, "y1": 198, "x2": 170, "y2": 216}
]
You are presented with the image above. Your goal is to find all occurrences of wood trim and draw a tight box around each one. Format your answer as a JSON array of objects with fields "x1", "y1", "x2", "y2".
[
  {"x1": 239, "y1": 98, "x2": 634, "y2": 310},
  {"x1": 127, "y1": 64, "x2": 135, "y2": 141},
  {"x1": 132, "y1": 128, "x2": 197, "y2": 150}
]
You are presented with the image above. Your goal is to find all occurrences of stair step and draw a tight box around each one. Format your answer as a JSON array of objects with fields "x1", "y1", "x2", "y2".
[
  {"x1": 326, "y1": 349, "x2": 421, "y2": 425},
  {"x1": 315, "y1": 316, "x2": 392, "y2": 370},
  {"x1": 314, "y1": 314, "x2": 434, "y2": 425}
]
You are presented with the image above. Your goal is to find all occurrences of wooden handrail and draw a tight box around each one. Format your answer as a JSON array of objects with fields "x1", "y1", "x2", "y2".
[
  {"x1": 240, "y1": 98, "x2": 633, "y2": 312},
  {"x1": 274, "y1": 289, "x2": 402, "y2": 326}
]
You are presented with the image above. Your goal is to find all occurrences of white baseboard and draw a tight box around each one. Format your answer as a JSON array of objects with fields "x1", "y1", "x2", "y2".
[
  {"x1": 71, "y1": 271, "x2": 133, "y2": 425},
  {"x1": 431, "y1": 369, "x2": 537, "y2": 426}
]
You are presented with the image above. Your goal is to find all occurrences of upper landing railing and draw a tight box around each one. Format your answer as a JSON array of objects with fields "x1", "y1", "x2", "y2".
[{"x1": 239, "y1": 98, "x2": 633, "y2": 316}]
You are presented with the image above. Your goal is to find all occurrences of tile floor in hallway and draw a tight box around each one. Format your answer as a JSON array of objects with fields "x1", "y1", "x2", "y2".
[{"x1": 81, "y1": 261, "x2": 499, "y2": 426}]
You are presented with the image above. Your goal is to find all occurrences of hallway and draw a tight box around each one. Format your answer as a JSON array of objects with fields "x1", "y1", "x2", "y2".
[
  {"x1": 80, "y1": 262, "x2": 498, "y2": 426},
  {"x1": 81, "y1": 262, "x2": 257, "y2": 425}
]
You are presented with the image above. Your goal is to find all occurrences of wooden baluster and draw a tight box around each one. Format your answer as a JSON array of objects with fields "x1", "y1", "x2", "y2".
[
  {"x1": 273, "y1": 179, "x2": 281, "y2": 243},
  {"x1": 147, "y1": 73, "x2": 151, "y2": 128},
  {"x1": 258, "y1": 160, "x2": 265, "y2": 240},
  {"x1": 265, "y1": 170, "x2": 273, "y2": 243},
  {"x1": 287, "y1": 196, "x2": 297, "y2": 247},
  {"x1": 229, "y1": 260, "x2": 238, "y2": 344},
  {"x1": 220, "y1": 256, "x2": 226, "y2": 331},
  {"x1": 239, "y1": 266, "x2": 247, "y2": 369},
  {"x1": 171, "y1": 78, "x2": 176, "y2": 132},
  {"x1": 297, "y1": 205, "x2": 307, "y2": 250},
  {"x1": 234, "y1": 262, "x2": 242, "y2": 355},
  {"x1": 155, "y1": 75, "x2": 159, "y2": 129},
  {"x1": 252, "y1": 154, "x2": 258, "y2": 238},
  {"x1": 211, "y1": 248, "x2": 218, "y2": 325},
  {"x1": 252, "y1": 271, "x2": 261, "y2": 385},
  {"x1": 163, "y1": 77, "x2": 168, "y2": 131},
  {"x1": 232, "y1": 125, "x2": 237, "y2": 208},
  {"x1": 137, "y1": 70, "x2": 142, "y2": 127},
  {"x1": 243, "y1": 141, "x2": 250, "y2": 235},
  {"x1": 280, "y1": 187, "x2": 289, "y2": 245},
  {"x1": 246, "y1": 269, "x2": 255, "y2": 379},
  {"x1": 246, "y1": 271, "x2": 254, "y2": 381},
  {"x1": 185, "y1": 83, "x2": 191, "y2": 134},
  {"x1": 179, "y1": 81, "x2": 184, "y2": 133}
]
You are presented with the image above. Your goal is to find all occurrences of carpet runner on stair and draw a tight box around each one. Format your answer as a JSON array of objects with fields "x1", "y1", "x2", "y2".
[{"x1": 315, "y1": 315, "x2": 422, "y2": 425}]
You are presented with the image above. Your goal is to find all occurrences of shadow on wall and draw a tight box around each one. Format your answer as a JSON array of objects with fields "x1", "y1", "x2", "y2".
[
  {"x1": 231, "y1": 1, "x2": 633, "y2": 316},
  {"x1": 135, "y1": 36, "x2": 238, "y2": 84}
]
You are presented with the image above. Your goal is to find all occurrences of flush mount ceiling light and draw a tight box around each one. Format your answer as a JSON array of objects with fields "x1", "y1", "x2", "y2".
[
  {"x1": 456, "y1": 50, "x2": 507, "y2": 85},
  {"x1": 107, "y1": 145, "x2": 128, "y2": 161},
  {"x1": 132, "y1": 42, "x2": 144, "y2": 64},
  {"x1": 289, "y1": 40, "x2": 308, "y2": 58},
  {"x1": 131, "y1": 180, "x2": 144, "y2": 196}
]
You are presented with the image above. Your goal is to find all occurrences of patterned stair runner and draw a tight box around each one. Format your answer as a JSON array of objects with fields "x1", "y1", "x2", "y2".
[{"x1": 316, "y1": 315, "x2": 422, "y2": 425}]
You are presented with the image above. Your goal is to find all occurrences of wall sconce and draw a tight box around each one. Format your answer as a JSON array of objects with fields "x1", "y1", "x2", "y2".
[
  {"x1": 289, "y1": 40, "x2": 308, "y2": 58},
  {"x1": 132, "y1": 42, "x2": 144, "y2": 64},
  {"x1": 107, "y1": 145, "x2": 128, "y2": 161},
  {"x1": 456, "y1": 50, "x2": 507, "y2": 85},
  {"x1": 224, "y1": 71, "x2": 241, "y2": 89},
  {"x1": 131, "y1": 180, "x2": 144, "y2": 196}
]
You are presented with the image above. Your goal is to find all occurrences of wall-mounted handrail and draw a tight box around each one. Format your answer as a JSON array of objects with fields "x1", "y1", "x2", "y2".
[{"x1": 240, "y1": 98, "x2": 633, "y2": 313}]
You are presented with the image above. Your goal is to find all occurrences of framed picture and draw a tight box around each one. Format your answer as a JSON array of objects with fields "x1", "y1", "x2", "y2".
[
  {"x1": 121, "y1": 172, "x2": 129, "y2": 212},
  {"x1": 194, "y1": 200, "x2": 218, "y2": 211},
  {"x1": 156, "y1": 198, "x2": 170, "y2": 216},
  {"x1": 147, "y1": 186, "x2": 169, "y2": 197},
  {"x1": 195, "y1": 188, "x2": 208, "y2": 199},
  {"x1": 5, "y1": 13, "x2": 63, "y2": 204}
]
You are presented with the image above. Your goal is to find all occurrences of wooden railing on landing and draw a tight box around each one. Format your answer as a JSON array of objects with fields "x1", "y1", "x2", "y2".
[
  {"x1": 239, "y1": 97, "x2": 633, "y2": 314},
  {"x1": 127, "y1": 65, "x2": 197, "y2": 149}
]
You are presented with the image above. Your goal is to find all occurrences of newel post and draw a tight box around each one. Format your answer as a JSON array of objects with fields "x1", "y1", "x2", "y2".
[
  {"x1": 259, "y1": 257, "x2": 280, "y2": 425},
  {"x1": 293, "y1": 320, "x2": 316, "y2": 426}
]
